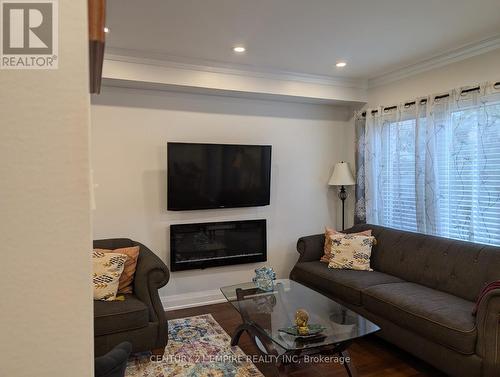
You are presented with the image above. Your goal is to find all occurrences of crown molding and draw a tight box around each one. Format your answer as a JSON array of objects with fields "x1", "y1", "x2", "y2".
[
  {"x1": 104, "y1": 34, "x2": 500, "y2": 95},
  {"x1": 104, "y1": 47, "x2": 368, "y2": 90},
  {"x1": 368, "y1": 34, "x2": 500, "y2": 88}
]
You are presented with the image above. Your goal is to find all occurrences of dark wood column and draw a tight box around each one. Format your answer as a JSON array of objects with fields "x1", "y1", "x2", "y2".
[{"x1": 88, "y1": 0, "x2": 106, "y2": 94}]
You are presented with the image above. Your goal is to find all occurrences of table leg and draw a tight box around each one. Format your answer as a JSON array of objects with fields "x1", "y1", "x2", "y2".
[
  {"x1": 340, "y1": 350, "x2": 358, "y2": 377},
  {"x1": 230, "y1": 323, "x2": 248, "y2": 346},
  {"x1": 275, "y1": 362, "x2": 288, "y2": 377}
]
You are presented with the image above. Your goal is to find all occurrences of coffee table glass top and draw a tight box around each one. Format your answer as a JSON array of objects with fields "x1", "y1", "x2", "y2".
[{"x1": 221, "y1": 279, "x2": 380, "y2": 351}]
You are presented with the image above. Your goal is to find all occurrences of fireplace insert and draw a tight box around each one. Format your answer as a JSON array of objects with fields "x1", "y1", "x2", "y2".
[{"x1": 170, "y1": 219, "x2": 267, "y2": 271}]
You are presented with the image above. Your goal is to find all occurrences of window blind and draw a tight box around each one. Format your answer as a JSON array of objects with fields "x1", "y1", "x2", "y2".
[
  {"x1": 381, "y1": 119, "x2": 418, "y2": 232},
  {"x1": 444, "y1": 103, "x2": 500, "y2": 245},
  {"x1": 378, "y1": 102, "x2": 500, "y2": 246}
]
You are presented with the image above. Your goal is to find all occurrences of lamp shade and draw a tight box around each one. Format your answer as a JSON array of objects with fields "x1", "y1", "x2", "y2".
[{"x1": 328, "y1": 161, "x2": 355, "y2": 186}]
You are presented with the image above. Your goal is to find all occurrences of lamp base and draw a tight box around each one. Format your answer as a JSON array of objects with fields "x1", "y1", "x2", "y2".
[
  {"x1": 338, "y1": 185, "x2": 347, "y2": 230},
  {"x1": 338, "y1": 186, "x2": 348, "y2": 201}
]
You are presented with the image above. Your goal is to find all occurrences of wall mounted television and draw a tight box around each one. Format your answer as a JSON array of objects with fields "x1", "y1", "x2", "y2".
[{"x1": 167, "y1": 142, "x2": 272, "y2": 211}]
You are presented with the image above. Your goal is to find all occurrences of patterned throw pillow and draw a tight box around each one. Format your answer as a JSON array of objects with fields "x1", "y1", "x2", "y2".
[
  {"x1": 320, "y1": 227, "x2": 372, "y2": 263},
  {"x1": 92, "y1": 251, "x2": 127, "y2": 301},
  {"x1": 328, "y1": 233, "x2": 376, "y2": 271},
  {"x1": 94, "y1": 246, "x2": 140, "y2": 294}
]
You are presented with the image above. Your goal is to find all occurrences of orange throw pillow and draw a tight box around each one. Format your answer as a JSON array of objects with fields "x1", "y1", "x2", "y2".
[
  {"x1": 94, "y1": 246, "x2": 140, "y2": 294},
  {"x1": 320, "y1": 227, "x2": 372, "y2": 263}
]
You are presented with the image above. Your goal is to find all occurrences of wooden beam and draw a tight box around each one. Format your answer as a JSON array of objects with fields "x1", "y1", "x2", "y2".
[{"x1": 88, "y1": 0, "x2": 106, "y2": 94}]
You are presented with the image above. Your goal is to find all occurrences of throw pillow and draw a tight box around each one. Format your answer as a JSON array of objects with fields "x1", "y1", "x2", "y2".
[
  {"x1": 93, "y1": 251, "x2": 128, "y2": 301},
  {"x1": 320, "y1": 227, "x2": 372, "y2": 263},
  {"x1": 328, "y1": 233, "x2": 375, "y2": 271},
  {"x1": 94, "y1": 246, "x2": 140, "y2": 294}
]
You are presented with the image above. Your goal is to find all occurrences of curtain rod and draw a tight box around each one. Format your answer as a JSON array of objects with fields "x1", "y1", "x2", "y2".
[
  {"x1": 383, "y1": 105, "x2": 397, "y2": 112},
  {"x1": 460, "y1": 86, "x2": 480, "y2": 94},
  {"x1": 434, "y1": 93, "x2": 449, "y2": 100},
  {"x1": 358, "y1": 81, "x2": 499, "y2": 118}
]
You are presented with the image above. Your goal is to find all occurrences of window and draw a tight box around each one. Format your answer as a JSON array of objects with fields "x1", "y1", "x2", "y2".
[
  {"x1": 376, "y1": 102, "x2": 500, "y2": 246},
  {"x1": 381, "y1": 119, "x2": 418, "y2": 232},
  {"x1": 445, "y1": 103, "x2": 500, "y2": 245}
]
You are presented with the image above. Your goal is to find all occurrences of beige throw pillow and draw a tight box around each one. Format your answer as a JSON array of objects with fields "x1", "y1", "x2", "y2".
[
  {"x1": 328, "y1": 233, "x2": 375, "y2": 271},
  {"x1": 94, "y1": 246, "x2": 140, "y2": 294},
  {"x1": 92, "y1": 251, "x2": 127, "y2": 301},
  {"x1": 320, "y1": 227, "x2": 372, "y2": 263}
]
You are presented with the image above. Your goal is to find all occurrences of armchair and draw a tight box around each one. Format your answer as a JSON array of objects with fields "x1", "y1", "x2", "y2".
[
  {"x1": 93, "y1": 238, "x2": 170, "y2": 357},
  {"x1": 94, "y1": 342, "x2": 132, "y2": 377}
]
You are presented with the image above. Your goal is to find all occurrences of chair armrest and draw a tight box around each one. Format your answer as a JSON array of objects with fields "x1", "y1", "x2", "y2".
[
  {"x1": 94, "y1": 342, "x2": 131, "y2": 377},
  {"x1": 476, "y1": 289, "x2": 500, "y2": 376},
  {"x1": 133, "y1": 242, "x2": 170, "y2": 324},
  {"x1": 296, "y1": 234, "x2": 325, "y2": 263}
]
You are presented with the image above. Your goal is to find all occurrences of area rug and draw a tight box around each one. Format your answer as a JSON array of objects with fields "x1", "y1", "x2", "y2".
[{"x1": 125, "y1": 314, "x2": 264, "y2": 377}]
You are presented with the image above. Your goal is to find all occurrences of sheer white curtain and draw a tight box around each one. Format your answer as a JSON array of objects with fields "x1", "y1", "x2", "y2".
[{"x1": 363, "y1": 81, "x2": 500, "y2": 246}]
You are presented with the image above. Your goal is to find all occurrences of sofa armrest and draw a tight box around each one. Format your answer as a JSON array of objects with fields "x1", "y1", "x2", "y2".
[
  {"x1": 296, "y1": 234, "x2": 325, "y2": 263},
  {"x1": 476, "y1": 289, "x2": 500, "y2": 376},
  {"x1": 133, "y1": 242, "x2": 170, "y2": 324}
]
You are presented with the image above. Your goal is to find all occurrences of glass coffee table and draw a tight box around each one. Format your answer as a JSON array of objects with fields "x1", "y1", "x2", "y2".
[{"x1": 221, "y1": 279, "x2": 380, "y2": 376}]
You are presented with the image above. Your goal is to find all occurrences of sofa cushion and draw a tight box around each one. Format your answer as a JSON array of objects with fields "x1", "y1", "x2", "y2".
[
  {"x1": 346, "y1": 224, "x2": 500, "y2": 302},
  {"x1": 290, "y1": 261, "x2": 404, "y2": 305},
  {"x1": 321, "y1": 227, "x2": 372, "y2": 263},
  {"x1": 363, "y1": 282, "x2": 477, "y2": 355},
  {"x1": 94, "y1": 295, "x2": 149, "y2": 337},
  {"x1": 92, "y1": 251, "x2": 127, "y2": 301},
  {"x1": 95, "y1": 246, "x2": 140, "y2": 294},
  {"x1": 328, "y1": 233, "x2": 376, "y2": 271}
]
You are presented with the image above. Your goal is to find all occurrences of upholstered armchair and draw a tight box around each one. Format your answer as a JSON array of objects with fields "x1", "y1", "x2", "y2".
[
  {"x1": 94, "y1": 342, "x2": 132, "y2": 377},
  {"x1": 93, "y1": 238, "x2": 170, "y2": 357}
]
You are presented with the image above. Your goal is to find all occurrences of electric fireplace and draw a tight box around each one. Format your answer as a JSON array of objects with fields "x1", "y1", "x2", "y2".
[{"x1": 170, "y1": 219, "x2": 267, "y2": 271}]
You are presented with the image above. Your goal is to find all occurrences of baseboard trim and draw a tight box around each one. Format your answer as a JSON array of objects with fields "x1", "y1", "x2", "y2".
[{"x1": 161, "y1": 289, "x2": 227, "y2": 311}]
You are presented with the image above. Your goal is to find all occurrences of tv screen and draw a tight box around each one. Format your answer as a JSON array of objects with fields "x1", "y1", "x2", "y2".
[{"x1": 167, "y1": 142, "x2": 272, "y2": 210}]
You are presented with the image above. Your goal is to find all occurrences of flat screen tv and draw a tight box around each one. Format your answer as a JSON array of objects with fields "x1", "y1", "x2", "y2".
[{"x1": 167, "y1": 142, "x2": 272, "y2": 210}]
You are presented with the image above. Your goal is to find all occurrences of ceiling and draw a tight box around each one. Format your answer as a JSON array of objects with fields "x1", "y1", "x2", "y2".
[{"x1": 106, "y1": 0, "x2": 500, "y2": 80}]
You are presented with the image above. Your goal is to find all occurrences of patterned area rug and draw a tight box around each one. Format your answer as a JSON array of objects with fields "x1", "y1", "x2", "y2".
[{"x1": 125, "y1": 314, "x2": 264, "y2": 377}]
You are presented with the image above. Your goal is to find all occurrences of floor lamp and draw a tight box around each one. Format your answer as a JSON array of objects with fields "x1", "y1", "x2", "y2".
[{"x1": 329, "y1": 161, "x2": 355, "y2": 230}]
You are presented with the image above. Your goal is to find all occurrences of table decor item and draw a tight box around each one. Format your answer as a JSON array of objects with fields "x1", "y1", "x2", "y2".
[
  {"x1": 252, "y1": 266, "x2": 276, "y2": 292},
  {"x1": 295, "y1": 308, "x2": 310, "y2": 335},
  {"x1": 278, "y1": 323, "x2": 327, "y2": 338}
]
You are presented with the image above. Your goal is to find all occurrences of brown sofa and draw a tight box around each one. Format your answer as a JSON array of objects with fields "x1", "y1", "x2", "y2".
[
  {"x1": 93, "y1": 238, "x2": 170, "y2": 357},
  {"x1": 290, "y1": 224, "x2": 500, "y2": 377}
]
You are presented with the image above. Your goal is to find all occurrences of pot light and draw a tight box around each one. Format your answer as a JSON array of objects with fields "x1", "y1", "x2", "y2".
[
  {"x1": 104, "y1": 27, "x2": 110, "y2": 33},
  {"x1": 233, "y1": 46, "x2": 246, "y2": 53},
  {"x1": 336, "y1": 61, "x2": 347, "y2": 68}
]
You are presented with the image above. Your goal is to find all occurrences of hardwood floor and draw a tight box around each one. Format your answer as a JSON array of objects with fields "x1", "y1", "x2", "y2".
[{"x1": 166, "y1": 302, "x2": 446, "y2": 377}]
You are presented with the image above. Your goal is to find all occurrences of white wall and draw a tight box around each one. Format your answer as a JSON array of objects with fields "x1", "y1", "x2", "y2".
[
  {"x1": 368, "y1": 48, "x2": 500, "y2": 106},
  {"x1": 91, "y1": 86, "x2": 352, "y2": 308},
  {"x1": 0, "y1": 1, "x2": 93, "y2": 376}
]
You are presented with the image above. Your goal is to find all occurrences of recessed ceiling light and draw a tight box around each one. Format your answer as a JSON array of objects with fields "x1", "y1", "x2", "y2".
[
  {"x1": 336, "y1": 61, "x2": 347, "y2": 68},
  {"x1": 233, "y1": 46, "x2": 246, "y2": 53},
  {"x1": 104, "y1": 27, "x2": 110, "y2": 33}
]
